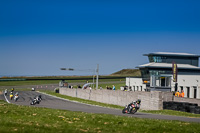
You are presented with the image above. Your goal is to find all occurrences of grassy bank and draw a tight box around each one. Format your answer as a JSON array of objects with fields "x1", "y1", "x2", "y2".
[{"x1": 0, "y1": 100, "x2": 200, "y2": 133}]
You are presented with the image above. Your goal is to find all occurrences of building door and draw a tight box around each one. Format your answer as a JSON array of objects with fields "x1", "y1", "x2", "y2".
[
  {"x1": 194, "y1": 87, "x2": 197, "y2": 98},
  {"x1": 161, "y1": 77, "x2": 165, "y2": 87},
  {"x1": 187, "y1": 87, "x2": 190, "y2": 98}
]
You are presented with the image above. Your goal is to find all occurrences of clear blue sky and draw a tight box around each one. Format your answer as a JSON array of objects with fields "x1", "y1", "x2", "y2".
[{"x1": 1, "y1": 0, "x2": 200, "y2": 76}]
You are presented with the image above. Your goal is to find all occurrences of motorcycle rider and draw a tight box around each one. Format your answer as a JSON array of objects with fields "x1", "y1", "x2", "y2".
[
  {"x1": 4, "y1": 89, "x2": 8, "y2": 95},
  {"x1": 14, "y1": 92, "x2": 19, "y2": 101},
  {"x1": 128, "y1": 99, "x2": 141, "y2": 113},
  {"x1": 36, "y1": 95, "x2": 42, "y2": 102},
  {"x1": 10, "y1": 91, "x2": 14, "y2": 100}
]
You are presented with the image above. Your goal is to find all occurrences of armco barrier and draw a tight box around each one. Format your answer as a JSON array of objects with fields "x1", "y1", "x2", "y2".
[{"x1": 59, "y1": 88, "x2": 173, "y2": 110}]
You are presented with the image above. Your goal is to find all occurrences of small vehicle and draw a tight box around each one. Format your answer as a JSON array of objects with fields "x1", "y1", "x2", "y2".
[
  {"x1": 122, "y1": 99, "x2": 141, "y2": 114},
  {"x1": 30, "y1": 95, "x2": 42, "y2": 105},
  {"x1": 10, "y1": 92, "x2": 14, "y2": 100},
  {"x1": 14, "y1": 92, "x2": 19, "y2": 102}
]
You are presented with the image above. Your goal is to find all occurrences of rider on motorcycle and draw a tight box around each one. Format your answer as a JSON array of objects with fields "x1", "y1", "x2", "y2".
[
  {"x1": 4, "y1": 89, "x2": 8, "y2": 95},
  {"x1": 14, "y1": 92, "x2": 19, "y2": 97},
  {"x1": 36, "y1": 95, "x2": 42, "y2": 101},
  {"x1": 10, "y1": 91, "x2": 14, "y2": 100},
  {"x1": 14, "y1": 92, "x2": 19, "y2": 101},
  {"x1": 128, "y1": 99, "x2": 141, "y2": 112}
]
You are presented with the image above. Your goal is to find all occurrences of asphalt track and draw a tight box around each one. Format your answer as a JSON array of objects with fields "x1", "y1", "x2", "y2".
[{"x1": 3, "y1": 91, "x2": 200, "y2": 123}]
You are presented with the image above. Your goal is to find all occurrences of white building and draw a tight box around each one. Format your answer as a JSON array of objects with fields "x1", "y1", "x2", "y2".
[{"x1": 126, "y1": 52, "x2": 200, "y2": 99}]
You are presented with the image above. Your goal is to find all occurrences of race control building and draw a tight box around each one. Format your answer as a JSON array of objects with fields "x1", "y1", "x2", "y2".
[{"x1": 126, "y1": 52, "x2": 200, "y2": 99}]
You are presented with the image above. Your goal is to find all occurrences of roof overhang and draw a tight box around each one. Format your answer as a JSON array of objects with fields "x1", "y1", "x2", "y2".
[
  {"x1": 137, "y1": 62, "x2": 200, "y2": 70},
  {"x1": 143, "y1": 52, "x2": 200, "y2": 58}
]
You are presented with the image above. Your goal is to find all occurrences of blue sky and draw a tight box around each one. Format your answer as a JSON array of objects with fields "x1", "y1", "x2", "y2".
[{"x1": 1, "y1": 0, "x2": 200, "y2": 76}]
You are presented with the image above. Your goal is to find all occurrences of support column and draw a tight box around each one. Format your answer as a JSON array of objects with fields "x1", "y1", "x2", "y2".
[
  {"x1": 183, "y1": 86, "x2": 187, "y2": 98},
  {"x1": 197, "y1": 86, "x2": 200, "y2": 99},
  {"x1": 178, "y1": 86, "x2": 181, "y2": 92},
  {"x1": 190, "y1": 87, "x2": 194, "y2": 98}
]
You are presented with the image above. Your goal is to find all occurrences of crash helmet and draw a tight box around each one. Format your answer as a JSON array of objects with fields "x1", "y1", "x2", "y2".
[
  {"x1": 15, "y1": 92, "x2": 19, "y2": 95},
  {"x1": 137, "y1": 99, "x2": 141, "y2": 104}
]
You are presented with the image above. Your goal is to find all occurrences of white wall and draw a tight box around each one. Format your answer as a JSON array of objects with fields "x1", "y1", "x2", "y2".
[
  {"x1": 126, "y1": 77, "x2": 145, "y2": 91},
  {"x1": 172, "y1": 75, "x2": 200, "y2": 99},
  {"x1": 127, "y1": 75, "x2": 200, "y2": 99}
]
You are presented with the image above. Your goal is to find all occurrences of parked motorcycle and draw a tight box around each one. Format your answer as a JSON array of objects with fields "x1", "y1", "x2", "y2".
[
  {"x1": 122, "y1": 99, "x2": 141, "y2": 114},
  {"x1": 30, "y1": 95, "x2": 42, "y2": 105}
]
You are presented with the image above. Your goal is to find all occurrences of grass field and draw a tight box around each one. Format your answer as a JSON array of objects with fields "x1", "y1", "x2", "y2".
[
  {"x1": 0, "y1": 78, "x2": 125, "y2": 87},
  {"x1": 0, "y1": 100, "x2": 200, "y2": 133}
]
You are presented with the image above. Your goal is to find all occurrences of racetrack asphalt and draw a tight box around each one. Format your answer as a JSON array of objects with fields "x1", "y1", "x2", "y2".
[{"x1": 2, "y1": 90, "x2": 200, "y2": 123}]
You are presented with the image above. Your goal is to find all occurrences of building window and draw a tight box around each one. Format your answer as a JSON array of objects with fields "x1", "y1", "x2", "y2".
[{"x1": 180, "y1": 86, "x2": 183, "y2": 91}]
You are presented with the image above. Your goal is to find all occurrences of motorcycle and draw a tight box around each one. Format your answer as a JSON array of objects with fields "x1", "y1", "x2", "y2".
[
  {"x1": 10, "y1": 93, "x2": 14, "y2": 100},
  {"x1": 122, "y1": 99, "x2": 141, "y2": 114},
  {"x1": 14, "y1": 94, "x2": 19, "y2": 102},
  {"x1": 30, "y1": 95, "x2": 42, "y2": 105},
  {"x1": 4, "y1": 89, "x2": 8, "y2": 96}
]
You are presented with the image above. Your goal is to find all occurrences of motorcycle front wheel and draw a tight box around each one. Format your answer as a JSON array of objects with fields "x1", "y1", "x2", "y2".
[{"x1": 130, "y1": 108, "x2": 137, "y2": 114}]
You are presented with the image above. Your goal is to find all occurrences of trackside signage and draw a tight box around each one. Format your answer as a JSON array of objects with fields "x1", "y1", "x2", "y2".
[{"x1": 172, "y1": 62, "x2": 178, "y2": 82}]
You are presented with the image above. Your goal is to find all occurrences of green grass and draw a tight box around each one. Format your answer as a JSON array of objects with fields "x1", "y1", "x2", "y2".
[
  {"x1": 140, "y1": 109, "x2": 200, "y2": 118},
  {"x1": 0, "y1": 80, "x2": 60, "y2": 86},
  {"x1": 0, "y1": 100, "x2": 200, "y2": 133},
  {"x1": 0, "y1": 78, "x2": 125, "y2": 87}
]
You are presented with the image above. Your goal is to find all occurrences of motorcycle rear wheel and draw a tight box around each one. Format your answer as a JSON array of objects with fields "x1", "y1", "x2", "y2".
[
  {"x1": 122, "y1": 108, "x2": 128, "y2": 114},
  {"x1": 130, "y1": 108, "x2": 137, "y2": 114}
]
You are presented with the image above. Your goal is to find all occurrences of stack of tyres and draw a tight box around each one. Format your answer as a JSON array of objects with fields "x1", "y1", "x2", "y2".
[
  {"x1": 194, "y1": 106, "x2": 200, "y2": 114},
  {"x1": 166, "y1": 101, "x2": 174, "y2": 110},
  {"x1": 171, "y1": 102, "x2": 178, "y2": 111},
  {"x1": 163, "y1": 101, "x2": 200, "y2": 114}
]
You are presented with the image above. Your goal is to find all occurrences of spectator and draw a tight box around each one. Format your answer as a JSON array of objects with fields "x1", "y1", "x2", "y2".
[
  {"x1": 180, "y1": 90, "x2": 185, "y2": 97},
  {"x1": 113, "y1": 85, "x2": 115, "y2": 91},
  {"x1": 100, "y1": 86, "x2": 103, "y2": 90},
  {"x1": 175, "y1": 91, "x2": 180, "y2": 97}
]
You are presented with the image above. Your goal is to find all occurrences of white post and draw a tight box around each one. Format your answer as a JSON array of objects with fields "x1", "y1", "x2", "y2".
[
  {"x1": 197, "y1": 86, "x2": 200, "y2": 99},
  {"x1": 190, "y1": 86, "x2": 194, "y2": 98}
]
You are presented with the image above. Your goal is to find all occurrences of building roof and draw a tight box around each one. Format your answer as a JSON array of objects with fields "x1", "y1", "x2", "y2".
[
  {"x1": 143, "y1": 52, "x2": 200, "y2": 57},
  {"x1": 137, "y1": 62, "x2": 200, "y2": 70}
]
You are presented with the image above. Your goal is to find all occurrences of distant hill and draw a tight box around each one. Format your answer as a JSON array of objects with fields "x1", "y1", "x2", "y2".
[{"x1": 110, "y1": 69, "x2": 141, "y2": 77}]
